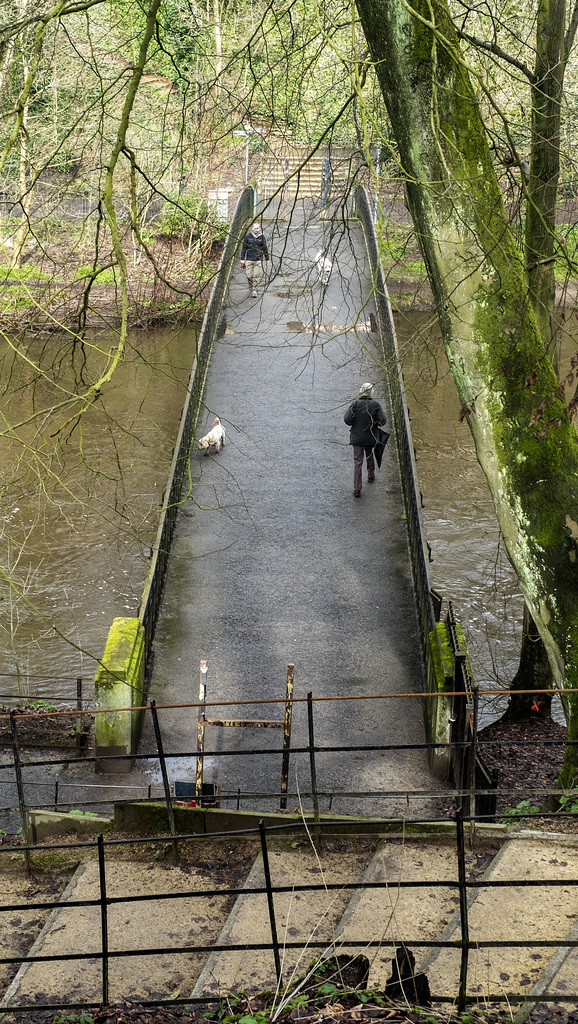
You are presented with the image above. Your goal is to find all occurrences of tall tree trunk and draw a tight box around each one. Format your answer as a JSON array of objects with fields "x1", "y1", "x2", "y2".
[
  {"x1": 354, "y1": 0, "x2": 578, "y2": 785},
  {"x1": 525, "y1": 0, "x2": 567, "y2": 364},
  {"x1": 12, "y1": 121, "x2": 30, "y2": 270},
  {"x1": 503, "y1": 604, "x2": 554, "y2": 719},
  {"x1": 506, "y1": 0, "x2": 578, "y2": 718},
  {"x1": 510, "y1": 0, "x2": 570, "y2": 718}
]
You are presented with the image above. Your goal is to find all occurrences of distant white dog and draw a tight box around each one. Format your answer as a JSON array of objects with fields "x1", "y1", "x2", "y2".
[
  {"x1": 198, "y1": 417, "x2": 226, "y2": 454},
  {"x1": 315, "y1": 251, "x2": 332, "y2": 285}
]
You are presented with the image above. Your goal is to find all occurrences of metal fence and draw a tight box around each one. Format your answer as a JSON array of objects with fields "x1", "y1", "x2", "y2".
[
  {"x1": 3, "y1": 690, "x2": 578, "y2": 1010},
  {"x1": 9, "y1": 686, "x2": 578, "y2": 825},
  {"x1": 1, "y1": 811, "x2": 578, "y2": 1014}
]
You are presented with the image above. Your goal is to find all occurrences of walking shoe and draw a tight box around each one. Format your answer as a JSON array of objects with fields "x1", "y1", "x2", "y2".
[
  {"x1": 368, "y1": 475, "x2": 375, "y2": 482},
  {"x1": 251, "y1": 290, "x2": 257, "y2": 297},
  {"x1": 353, "y1": 489, "x2": 361, "y2": 497}
]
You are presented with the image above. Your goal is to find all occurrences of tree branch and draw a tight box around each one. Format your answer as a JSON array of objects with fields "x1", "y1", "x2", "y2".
[
  {"x1": 565, "y1": 0, "x2": 578, "y2": 58},
  {"x1": 456, "y1": 28, "x2": 535, "y2": 82}
]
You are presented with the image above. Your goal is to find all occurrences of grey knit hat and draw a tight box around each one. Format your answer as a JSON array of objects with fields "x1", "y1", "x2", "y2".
[{"x1": 358, "y1": 382, "x2": 374, "y2": 397}]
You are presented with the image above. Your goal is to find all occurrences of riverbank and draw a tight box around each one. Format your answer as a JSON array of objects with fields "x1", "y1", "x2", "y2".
[
  {"x1": 0, "y1": 205, "x2": 231, "y2": 331},
  {"x1": 478, "y1": 715, "x2": 571, "y2": 823}
]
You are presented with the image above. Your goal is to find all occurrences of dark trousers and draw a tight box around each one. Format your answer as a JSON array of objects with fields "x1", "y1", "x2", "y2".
[{"x1": 353, "y1": 445, "x2": 375, "y2": 491}]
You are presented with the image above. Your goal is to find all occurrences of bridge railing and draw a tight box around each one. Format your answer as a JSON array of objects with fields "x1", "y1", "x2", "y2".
[
  {"x1": 137, "y1": 186, "x2": 255, "y2": 666},
  {"x1": 355, "y1": 185, "x2": 436, "y2": 669},
  {"x1": 93, "y1": 188, "x2": 256, "y2": 768},
  {"x1": 355, "y1": 186, "x2": 497, "y2": 800}
]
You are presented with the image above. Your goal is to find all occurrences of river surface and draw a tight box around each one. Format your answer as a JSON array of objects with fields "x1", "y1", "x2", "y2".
[
  {"x1": 0, "y1": 313, "x2": 567, "y2": 724},
  {"x1": 0, "y1": 327, "x2": 195, "y2": 702}
]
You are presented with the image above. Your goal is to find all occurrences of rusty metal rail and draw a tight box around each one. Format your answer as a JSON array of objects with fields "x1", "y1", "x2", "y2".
[{"x1": 195, "y1": 662, "x2": 294, "y2": 807}]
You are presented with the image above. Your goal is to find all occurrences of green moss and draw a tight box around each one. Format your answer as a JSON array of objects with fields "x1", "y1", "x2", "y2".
[{"x1": 95, "y1": 617, "x2": 145, "y2": 755}]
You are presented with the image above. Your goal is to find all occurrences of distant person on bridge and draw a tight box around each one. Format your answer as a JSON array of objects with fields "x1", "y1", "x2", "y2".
[
  {"x1": 344, "y1": 383, "x2": 387, "y2": 497},
  {"x1": 240, "y1": 222, "x2": 270, "y2": 297}
]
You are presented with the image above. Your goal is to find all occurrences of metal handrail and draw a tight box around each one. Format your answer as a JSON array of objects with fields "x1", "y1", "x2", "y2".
[
  {"x1": 138, "y1": 187, "x2": 256, "y2": 668},
  {"x1": 356, "y1": 185, "x2": 436, "y2": 676}
]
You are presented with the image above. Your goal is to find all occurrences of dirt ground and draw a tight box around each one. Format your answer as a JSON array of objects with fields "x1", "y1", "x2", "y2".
[
  {"x1": 0, "y1": 706, "x2": 91, "y2": 750},
  {"x1": 478, "y1": 715, "x2": 570, "y2": 822}
]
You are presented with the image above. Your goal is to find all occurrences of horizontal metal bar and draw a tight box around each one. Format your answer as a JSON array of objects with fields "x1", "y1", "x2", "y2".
[
  {"x1": 202, "y1": 718, "x2": 284, "y2": 729},
  {"x1": 1, "y1": 685, "x2": 576, "y2": 722},
  {"x1": 2, "y1": 734, "x2": 576, "y2": 774},
  {"x1": 4, "y1": 936, "x2": 578, "y2": 969},
  {"x1": 6, "y1": 872, "x2": 578, "y2": 917}
]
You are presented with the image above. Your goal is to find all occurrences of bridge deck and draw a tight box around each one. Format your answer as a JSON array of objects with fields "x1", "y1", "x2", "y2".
[{"x1": 138, "y1": 200, "x2": 441, "y2": 816}]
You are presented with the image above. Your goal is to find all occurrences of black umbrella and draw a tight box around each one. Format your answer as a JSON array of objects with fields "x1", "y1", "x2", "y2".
[{"x1": 374, "y1": 427, "x2": 390, "y2": 469}]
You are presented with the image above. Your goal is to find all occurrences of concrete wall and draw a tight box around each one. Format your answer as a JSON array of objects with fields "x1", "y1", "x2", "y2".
[
  {"x1": 426, "y1": 619, "x2": 472, "y2": 781},
  {"x1": 426, "y1": 622, "x2": 455, "y2": 779},
  {"x1": 94, "y1": 617, "x2": 145, "y2": 772},
  {"x1": 29, "y1": 809, "x2": 112, "y2": 842}
]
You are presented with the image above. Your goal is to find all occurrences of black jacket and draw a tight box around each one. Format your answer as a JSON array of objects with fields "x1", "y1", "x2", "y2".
[
  {"x1": 241, "y1": 230, "x2": 269, "y2": 262},
  {"x1": 344, "y1": 396, "x2": 386, "y2": 446}
]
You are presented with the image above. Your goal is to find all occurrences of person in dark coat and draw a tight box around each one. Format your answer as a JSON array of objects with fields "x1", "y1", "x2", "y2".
[
  {"x1": 344, "y1": 382, "x2": 387, "y2": 497},
  {"x1": 240, "y1": 222, "x2": 270, "y2": 297}
]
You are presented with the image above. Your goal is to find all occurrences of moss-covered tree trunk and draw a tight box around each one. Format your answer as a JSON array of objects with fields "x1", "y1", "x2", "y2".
[
  {"x1": 509, "y1": 0, "x2": 574, "y2": 716},
  {"x1": 355, "y1": 0, "x2": 578, "y2": 784},
  {"x1": 525, "y1": 0, "x2": 567, "y2": 361}
]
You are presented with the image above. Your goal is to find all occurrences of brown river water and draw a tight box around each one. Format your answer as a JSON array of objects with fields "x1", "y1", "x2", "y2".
[
  {"x1": 0, "y1": 313, "x2": 570, "y2": 726},
  {"x1": 0, "y1": 327, "x2": 194, "y2": 702}
]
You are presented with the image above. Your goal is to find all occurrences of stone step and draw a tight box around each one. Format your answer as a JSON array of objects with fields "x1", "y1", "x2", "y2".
[
  {"x1": 0, "y1": 871, "x2": 70, "y2": 1002},
  {"x1": 1, "y1": 856, "x2": 240, "y2": 1007},
  {"x1": 191, "y1": 839, "x2": 378, "y2": 998},
  {"x1": 419, "y1": 836, "x2": 578, "y2": 1004},
  {"x1": 335, "y1": 837, "x2": 462, "y2": 989},
  {"x1": 258, "y1": 155, "x2": 347, "y2": 199}
]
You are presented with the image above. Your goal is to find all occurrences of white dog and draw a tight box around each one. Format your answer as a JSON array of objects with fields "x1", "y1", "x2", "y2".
[
  {"x1": 315, "y1": 250, "x2": 332, "y2": 285},
  {"x1": 198, "y1": 417, "x2": 226, "y2": 454}
]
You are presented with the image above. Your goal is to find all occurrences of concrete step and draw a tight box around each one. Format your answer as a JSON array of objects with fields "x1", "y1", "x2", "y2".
[
  {"x1": 0, "y1": 871, "x2": 71, "y2": 1002},
  {"x1": 259, "y1": 155, "x2": 347, "y2": 199},
  {"x1": 191, "y1": 839, "x2": 378, "y2": 998},
  {"x1": 335, "y1": 837, "x2": 462, "y2": 989},
  {"x1": 419, "y1": 836, "x2": 578, "y2": 1004},
  {"x1": 1, "y1": 856, "x2": 240, "y2": 1007}
]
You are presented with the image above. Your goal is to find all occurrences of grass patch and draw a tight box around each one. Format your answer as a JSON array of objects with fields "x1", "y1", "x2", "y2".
[
  {"x1": 77, "y1": 264, "x2": 117, "y2": 283},
  {"x1": 0, "y1": 284, "x2": 34, "y2": 310},
  {"x1": 0, "y1": 263, "x2": 51, "y2": 281},
  {"x1": 378, "y1": 222, "x2": 425, "y2": 278}
]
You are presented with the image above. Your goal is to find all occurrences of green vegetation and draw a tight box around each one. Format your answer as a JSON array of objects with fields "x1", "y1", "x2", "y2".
[
  {"x1": 558, "y1": 792, "x2": 578, "y2": 813},
  {"x1": 501, "y1": 799, "x2": 541, "y2": 822},
  {"x1": 555, "y1": 224, "x2": 578, "y2": 282},
  {"x1": 158, "y1": 191, "x2": 228, "y2": 249},
  {"x1": 53, "y1": 1013, "x2": 94, "y2": 1024},
  {"x1": 379, "y1": 222, "x2": 425, "y2": 279},
  {"x1": 0, "y1": 285, "x2": 33, "y2": 310},
  {"x1": 0, "y1": 264, "x2": 51, "y2": 281},
  {"x1": 76, "y1": 266, "x2": 117, "y2": 284},
  {"x1": 31, "y1": 700, "x2": 58, "y2": 712}
]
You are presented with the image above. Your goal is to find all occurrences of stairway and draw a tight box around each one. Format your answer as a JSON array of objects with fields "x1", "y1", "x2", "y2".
[
  {"x1": 192, "y1": 839, "x2": 377, "y2": 998},
  {"x1": 420, "y1": 836, "x2": 578, "y2": 1003},
  {"x1": 258, "y1": 146, "x2": 352, "y2": 202},
  {"x1": 2, "y1": 832, "x2": 578, "y2": 1010}
]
